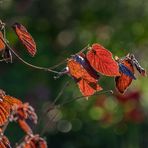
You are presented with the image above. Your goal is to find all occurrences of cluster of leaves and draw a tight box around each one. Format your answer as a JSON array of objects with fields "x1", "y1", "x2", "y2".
[
  {"x1": 0, "y1": 90, "x2": 47, "y2": 147},
  {"x1": 0, "y1": 19, "x2": 48, "y2": 148},
  {"x1": 0, "y1": 19, "x2": 147, "y2": 147},
  {"x1": 62, "y1": 44, "x2": 146, "y2": 97}
]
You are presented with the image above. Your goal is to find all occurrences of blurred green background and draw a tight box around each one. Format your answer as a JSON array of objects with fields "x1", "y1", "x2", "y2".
[{"x1": 1, "y1": 0, "x2": 148, "y2": 147}]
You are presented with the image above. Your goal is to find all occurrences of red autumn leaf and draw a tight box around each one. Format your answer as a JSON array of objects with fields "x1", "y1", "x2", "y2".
[
  {"x1": 0, "y1": 101, "x2": 10, "y2": 126},
  {"x1": 18, "y1": 119, "x2": 33, "y2": 135},
  {"x1": 67, "y1": 59, "x2": 102, "y2": 97},
  {"x1": 86, "y1": 43, "x2": 120, "y2": 76},
  {"x1": 115, "y1": 58, "x2": 134, "y2": 94},
  {"x1": 0, "y1": 31, "x2": 5, "y2": 52},
  {"x1": 0, "y1": 135, "x2": 11, "y2": 148},
  {"x1": 12, "y1": 23, "x2": 37, "y2": 56},
  {"x1": 2, "y1": 95, "x2": 22, "y2": 107},
  {"x1": 0, "y1": 91, "x2": 37, "y2": 135}
]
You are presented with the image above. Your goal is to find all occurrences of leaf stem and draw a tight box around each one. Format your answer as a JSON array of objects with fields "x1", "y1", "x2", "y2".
[{"x1": 48, "y1": 44, "x2": 90, "y2": 70}]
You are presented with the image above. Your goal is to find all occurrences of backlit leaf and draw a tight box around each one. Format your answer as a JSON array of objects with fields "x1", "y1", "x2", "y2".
[
  {"x1": 115, "y1": 59, "x2": 134, "y2": 94},
  {"x1": 86, "y1": 43, "x2": 120, "y2": 76},
  {"x1": 12, "y1": 23, "x2": 36, "y2": 56},
  {"x1": 0, "y1": 101, "x2": 10, "y2": 126},
  {"x1": 67, "y1": 58, "x2": 102, "y2": 97},
  {"x1": 18, "y1": 119, "x2": 33, "y2": 135},
  {"x1": 0, "y1": 31, "x2": 5, "y2": 52}
]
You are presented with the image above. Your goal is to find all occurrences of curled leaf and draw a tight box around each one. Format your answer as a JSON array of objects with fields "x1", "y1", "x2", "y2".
[
  {"x1": 118, "y1": 63, "x2": 136, "y2": 80},
  {"x1": 115, "y1": 53, "x2": 147, "y2": 93},
  {"x1": 115, "y1": 58, "x2": 135, "y2": 94},
  {"x1": 67, "y1": 57, "x2": 102, "y2": 97},
  {"x1": 0, "y1": 31, "x2": 5, "y2": 52},
  {"x1": 0, "y1": 101, "x2": 10, "y2": 126},
  {"x1": 128, "y1": 54, "x2": 147, "y2": 76},
  {"x1": 12, "y1": 23, "x2": 37, "y2": 56},
  {"x1": 18, "y1": 119, "x2": 33, "y2": 135}
]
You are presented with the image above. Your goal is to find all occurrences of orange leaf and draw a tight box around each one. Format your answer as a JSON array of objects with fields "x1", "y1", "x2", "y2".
[
  {"x1": 0, "y1": 31, "x2": 5, "y2": 52},
  {"x1": 18, "y1": 119, "x2": 33, "y2": 135},
  {"x1": 12, "y1": 23, "x2": 37, "y2": 56},
  {"x1": 0, "y1": 101, "x2": 10, "y2": 126},
  {"x1": 86, "y1": 43, "x2": 120, "y2": 76},
  {"x1": 67, "y1": 59, "x2": 102, "y2": 97},
  {"x1": 115, "y1": 59, "x2": 134, "y2": 94},
  {"x1": 2, "y1": 95, "x2": 22, "y2": 107}
]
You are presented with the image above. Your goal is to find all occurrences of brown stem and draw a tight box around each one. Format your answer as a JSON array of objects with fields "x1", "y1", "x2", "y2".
[
  {"x1": 0, "y1": 36, "x2": 60, "y2": 74},
  {"x1": 46, "y1": 81, "x2": 70, "y2": 113},
  {"x1": 40, "y1": 81, "x2": 69, "y2": 135},
  {"x1": 52, "y1": 81, "x2": 70, "y2": 105},
  {"x1": 49, "y1": 44, "x2": 90, "y2": 70},
  {"x1": 77, "y1": 44, "x2": 90, "y2": 54},
  {"x1": 49, "y1": 59, "x2": 67, "y2": 69}
]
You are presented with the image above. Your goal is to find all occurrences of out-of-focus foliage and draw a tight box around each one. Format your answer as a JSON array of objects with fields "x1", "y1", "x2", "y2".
[{"x1": 1, "y1": 0, "x2": 148, "y2": 147}]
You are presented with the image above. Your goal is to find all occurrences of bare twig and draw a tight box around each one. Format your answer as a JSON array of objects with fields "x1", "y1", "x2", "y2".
[
  {"x1": 46, "y1": 81, "x2": 70, "y2": 113},
  {"x1": 77, "y1": 44, "x2": 90, "y2": 54},
  {"x1": 49, "y1": 44, "x2": 90, "y2": 70},
  {"x1": 58, "y1": 90, "x2": 113, "y2": 107},
  {"x1": 0, "y1": 36, "x2": 60, "y2": 74}
]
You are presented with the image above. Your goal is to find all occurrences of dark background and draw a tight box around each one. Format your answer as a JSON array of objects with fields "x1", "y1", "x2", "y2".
[{"x1": 1, "y1": 0, "x2": 148, "y2": 147}]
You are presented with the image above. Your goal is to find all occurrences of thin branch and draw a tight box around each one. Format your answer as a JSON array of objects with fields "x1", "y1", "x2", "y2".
[
  {"x1": 41, "y1": 90, "x2": 113, "y2": 136},
  {"x1": 0, "y1": 36, "x2": 60, "y2": 74},
  {"x1": 53, "y1": 81, "x2": 70, "y2": 105},
  {"x1": 77, "y1": 44, "x2": 90, "y2": 54},
  {"x1": 46, "y1": 81, "x2": 70, "y2": 113},
  {"x1": 49, "y1": 59, "x2": 67, "y2": 69},
  {"x1": 49, "y1": 44, "x2": 90, "y2": 70},
  {"x1": 58, "y1": 90, "x2": 113, "y2": 107}
]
